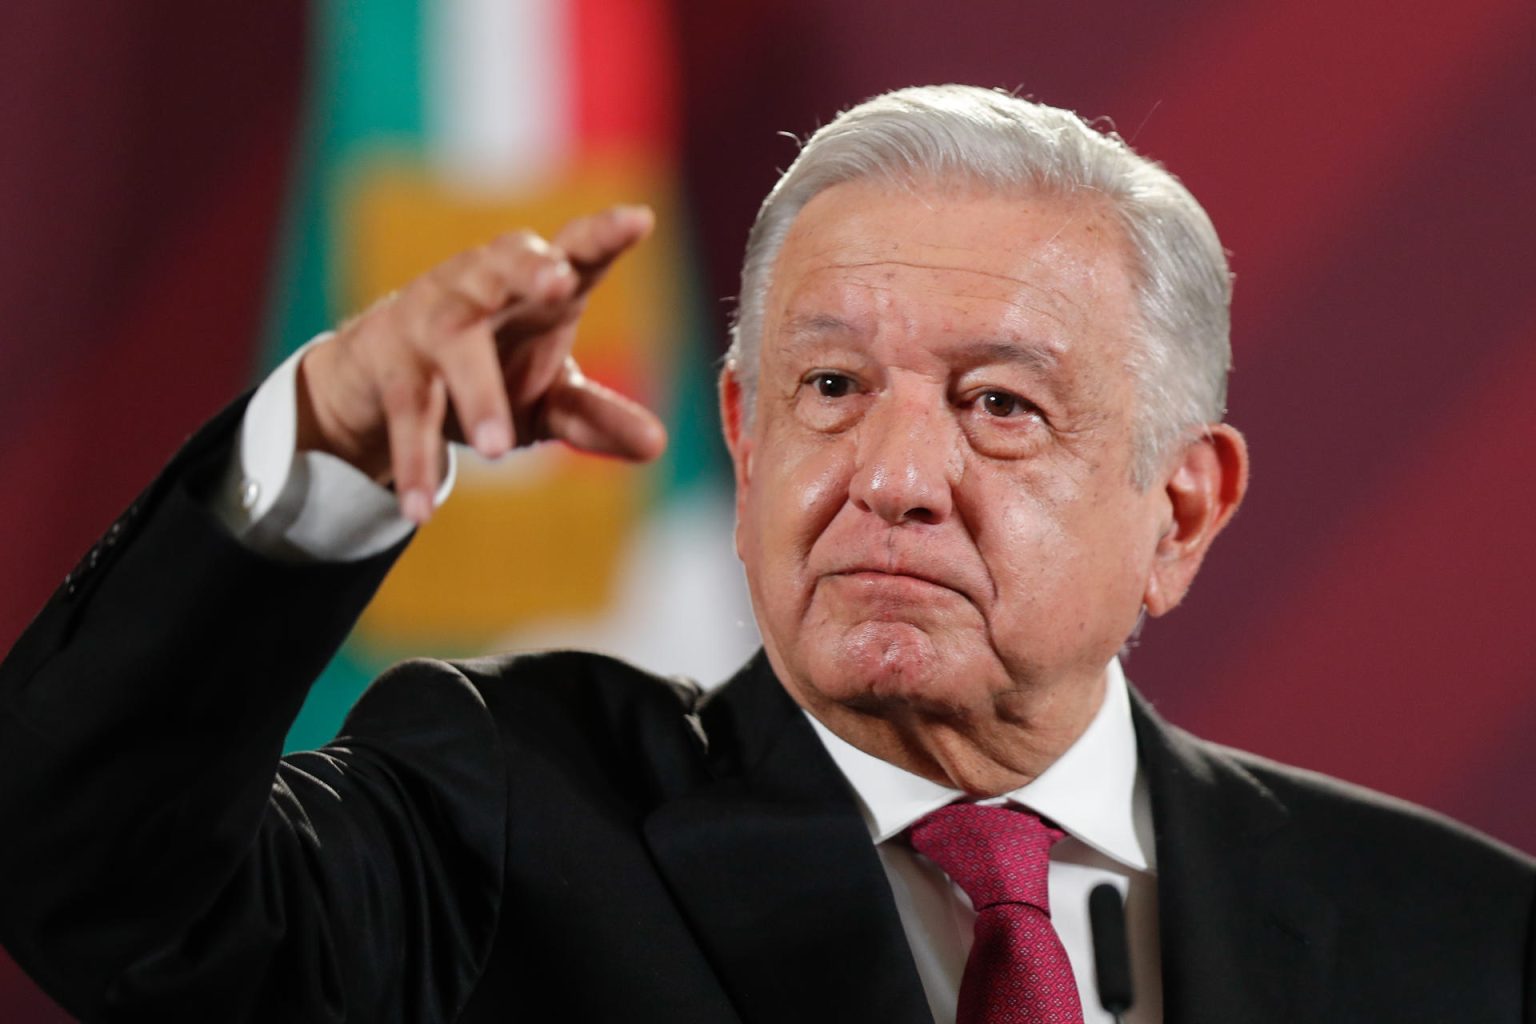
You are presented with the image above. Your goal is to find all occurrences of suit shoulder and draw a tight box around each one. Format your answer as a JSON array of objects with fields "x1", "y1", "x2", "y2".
[
  {"x1": 350, "y1": 648, "x2": 702, "y2": 711},
  {"x1": 1209, "y1": 739, "x2": 1536, "y2": 876},
  {"x1": 371, "y1": 650, "x2": 713, "y2": 799},
  {"x1": 444, "y1": 648, "x2": 705, "y2": 716}
]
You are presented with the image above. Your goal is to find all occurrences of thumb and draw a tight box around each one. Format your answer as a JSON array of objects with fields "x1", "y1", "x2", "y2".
[{"x1": 540, "y1": 364, "x2": 667, "y2": 462}]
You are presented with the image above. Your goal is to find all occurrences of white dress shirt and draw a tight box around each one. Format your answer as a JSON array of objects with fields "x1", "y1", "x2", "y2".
[
  {"x1": 213, "y1": 340, "x2": 456, "y2": 561},
  {"x1": 221, "y1": 346, "x2": 1163, "y2": 1022},
  {"x1": 808, "y1": 663, "x2": 1162, "y2": 1022}
]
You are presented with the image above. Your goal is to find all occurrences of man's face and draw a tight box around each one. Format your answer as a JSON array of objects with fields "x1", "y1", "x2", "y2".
[{"x1": 727, "y1": 179, "x2": 1172, "y2": 730}]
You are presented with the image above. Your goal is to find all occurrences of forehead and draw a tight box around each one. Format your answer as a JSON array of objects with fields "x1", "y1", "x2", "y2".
[{"x1": 763, "y1": 179, "x2": 1139, "y2": 365}]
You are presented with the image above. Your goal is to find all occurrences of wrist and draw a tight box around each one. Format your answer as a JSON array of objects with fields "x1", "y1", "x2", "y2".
[{"x1": 295, "y1": 340, "x2": 393, "y2": 485}]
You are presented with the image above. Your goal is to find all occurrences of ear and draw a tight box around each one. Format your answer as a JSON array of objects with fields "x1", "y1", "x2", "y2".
[
  {"x1": 1142, "y1": 423, "x2": 1249, "y2": 617},
  {"x1": 719, "y1": 363, "x2": 756, "y2": 543}
]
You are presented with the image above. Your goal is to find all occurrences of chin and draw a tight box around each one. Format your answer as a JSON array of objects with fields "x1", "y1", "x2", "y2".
[{"x1": 803, "y1": 622, "x2": 989, "y2": 719}]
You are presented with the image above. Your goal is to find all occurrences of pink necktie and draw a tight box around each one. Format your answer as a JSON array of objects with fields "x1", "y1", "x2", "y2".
[{"x1": 909, "y1": 803, "x2": 1085, "y2": 1024}]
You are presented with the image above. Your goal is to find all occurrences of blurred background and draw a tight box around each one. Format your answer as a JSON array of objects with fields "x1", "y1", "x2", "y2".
[{"x1": 2, "y1": 0, "x2": 1533, "y2": 1017}]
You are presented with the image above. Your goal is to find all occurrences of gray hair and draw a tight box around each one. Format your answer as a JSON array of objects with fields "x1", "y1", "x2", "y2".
[{"x1": 724, "y1": 84, "x2": 1232, "y2": 486}]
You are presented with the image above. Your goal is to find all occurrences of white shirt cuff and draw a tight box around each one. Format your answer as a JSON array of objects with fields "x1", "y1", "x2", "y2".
[{"x1": 213, "y1": 336, "x2": 457, "y2": 562}]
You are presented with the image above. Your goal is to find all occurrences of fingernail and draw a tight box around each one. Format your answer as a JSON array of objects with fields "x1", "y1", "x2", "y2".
[
  {"x1": 402, "y1": 490, "x2": 433, "y2": 524},
  {"x1": 474, "y1": 420, "x2": 511, "y2": 456},
  {"x1": 535, "y1": 260, "x2": 573, "y2": 293}
]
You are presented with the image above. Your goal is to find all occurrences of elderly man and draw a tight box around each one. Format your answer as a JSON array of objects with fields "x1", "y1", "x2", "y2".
[{"x1": 0, "y1": 86, "x2": 1531, "y2": 1024}]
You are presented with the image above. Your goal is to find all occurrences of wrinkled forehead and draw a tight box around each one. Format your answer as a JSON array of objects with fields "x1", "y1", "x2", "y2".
[{"x1": 760, "y1": 179, "x2": 1141, "y2": 364}]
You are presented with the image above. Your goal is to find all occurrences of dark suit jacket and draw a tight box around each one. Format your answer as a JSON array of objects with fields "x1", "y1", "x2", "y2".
[{"x1": 1, "y1": 401, "x2": 1533, "y2": 1023}]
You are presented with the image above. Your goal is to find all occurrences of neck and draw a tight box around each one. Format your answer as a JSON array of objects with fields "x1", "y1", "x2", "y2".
[{"x1": 791, "y1": 668, "x2": 1109, "y2": 796}]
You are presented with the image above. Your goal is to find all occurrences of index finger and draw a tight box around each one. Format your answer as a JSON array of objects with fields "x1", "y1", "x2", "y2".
[{"x1": 553, "y1": 204, "x2": 655, "y2": 295}]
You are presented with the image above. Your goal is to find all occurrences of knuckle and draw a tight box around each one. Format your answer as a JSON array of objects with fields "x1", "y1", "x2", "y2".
[
  {"x1": 438, "y1": 248, "x2": 479, "y2": 276},
  {"x1": 493, "y1": 228, "x2": 540, "y2": 254},
  {"x1": 456, "y1": 244, "x2": 495, "y2": 278},
  {"x1": 380, "y1": 295, "x2": 417, "y2": 340},
  {"x1": 460, "y1": 264, "x2": 502, "y2": 302},
  {"x1": 396, "y1": 277, "x2": 440, "y2": 324},
  {"x1": 423, "y1": 291, "x2": 478, "y2": 335},
  {"x1": 516, "y1": 230, "x2": 565, "y2": 267}
]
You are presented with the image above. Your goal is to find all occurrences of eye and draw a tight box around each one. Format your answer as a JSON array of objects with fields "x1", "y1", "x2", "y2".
[
  {"x1": 808, "y1": 372, "x2": 856, "y2": 398},
  {"x1": 794, "y1": 370, "x2": 866, "y2": 433},
  {"x1": 979, "y1": 390, "x2": 1031, "y2": 417}
]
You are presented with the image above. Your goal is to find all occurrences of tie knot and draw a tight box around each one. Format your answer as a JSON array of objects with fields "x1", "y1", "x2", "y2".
[{"x1": 909, "y1": 803, "x2": 1064, "y2": 912}]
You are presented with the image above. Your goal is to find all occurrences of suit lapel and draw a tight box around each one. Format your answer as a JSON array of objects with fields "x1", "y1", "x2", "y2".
[
  {"x1": 644, "y1": 654, "x2": 932, "y2": 1024},
  {"x1": 1132, "y1": 690, "x2": 1338, "y2": 1023}
]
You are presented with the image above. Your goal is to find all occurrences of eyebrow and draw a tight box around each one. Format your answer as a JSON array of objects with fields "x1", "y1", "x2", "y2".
[
  {"x1": 951, "y1": 339, "x2": 1062, "y2": 374},
  {"x1": 781, "y1": 314, "x2": 1062, "y2": 373},
  {"x1": 774, "y1": 313, "x2": 863, "y2": 365},
  {"x1": 783, "y1": 313, "x2": 861, "y2": 339}
]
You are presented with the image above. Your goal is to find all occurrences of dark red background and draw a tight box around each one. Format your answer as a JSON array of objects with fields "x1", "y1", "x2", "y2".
[{"x1": 3, "y1": 1, "x2": 1533, "y2": 1017}]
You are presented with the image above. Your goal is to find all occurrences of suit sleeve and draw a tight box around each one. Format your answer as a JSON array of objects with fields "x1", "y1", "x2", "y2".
[
  {"x1": 1526, "y1": 884, "x2": 1536, "y2": 1024},
  {"x1": 0, "y1": 400, "x2": 507, "y2": 1023}
]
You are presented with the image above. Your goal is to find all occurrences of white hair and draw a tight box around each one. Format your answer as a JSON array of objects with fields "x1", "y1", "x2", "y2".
[{"x1": 724, "y1": 84, "x2": 1232, "y2": 486}]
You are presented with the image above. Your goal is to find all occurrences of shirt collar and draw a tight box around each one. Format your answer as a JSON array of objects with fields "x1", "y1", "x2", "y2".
[{"x1": 806, "y1": 658, "x2": 1153, "y2": 872}]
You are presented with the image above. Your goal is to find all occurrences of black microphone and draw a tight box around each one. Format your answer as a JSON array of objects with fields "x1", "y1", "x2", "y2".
[{"x1": 1088, "y1": 882, "x2": 1134, "y2": 1021}]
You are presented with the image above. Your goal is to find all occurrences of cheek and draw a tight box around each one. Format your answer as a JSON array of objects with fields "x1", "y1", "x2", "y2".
[
  {"x1": 971, "y1": 476, "x2": 1149, "y2": 647},
  {"x1": 989, "y1": 485, "x2": 1155, "y2": 644},
  {"x1": 737, "y1": 434, "x2": 856, "y2": 632},
  {"x1": 981, "y1": 495, "x2": 1069, "y2": 607},
  {"x1": 752, "y1": 433, "x2": 852, "y2": 556}
]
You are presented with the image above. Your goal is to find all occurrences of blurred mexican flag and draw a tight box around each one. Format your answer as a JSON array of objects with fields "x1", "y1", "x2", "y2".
[{"x1": 271, "y1": 0, "x2": 758, "y2": 750}]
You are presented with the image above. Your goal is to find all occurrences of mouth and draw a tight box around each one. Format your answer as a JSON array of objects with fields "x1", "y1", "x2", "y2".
[{"x1": 827, "y1": 567, "x2": 966, "y2": 599}]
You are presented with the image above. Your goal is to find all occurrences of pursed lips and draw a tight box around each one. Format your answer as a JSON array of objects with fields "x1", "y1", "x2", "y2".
[{"x1": 822, "y1": 564, "x2": 972, "y2": 603}]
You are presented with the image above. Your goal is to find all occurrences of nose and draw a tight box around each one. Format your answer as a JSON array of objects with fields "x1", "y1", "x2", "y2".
[{"x1": 849, "y1": 392, "x2": 957, "y2": 525}]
